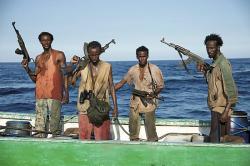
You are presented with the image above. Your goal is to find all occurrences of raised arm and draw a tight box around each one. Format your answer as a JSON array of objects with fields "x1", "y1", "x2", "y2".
[
  {"x1": 68, "y1": 55, "x2": 82, "y2": 86},
  {"x1": 21, "y1": 56, "x2": 39, "y2": 83}
]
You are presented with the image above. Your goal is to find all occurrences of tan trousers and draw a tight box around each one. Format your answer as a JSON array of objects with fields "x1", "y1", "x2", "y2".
[{"x1": 129, "y1": 108, "x2": 158, "y2": 141}]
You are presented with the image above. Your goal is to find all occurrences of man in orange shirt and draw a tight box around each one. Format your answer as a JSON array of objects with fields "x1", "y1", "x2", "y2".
[{"x1": 22, "y1": 32, "x2": 69, "y2": 137}]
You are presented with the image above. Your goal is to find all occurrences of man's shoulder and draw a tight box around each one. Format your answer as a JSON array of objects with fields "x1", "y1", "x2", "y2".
[
  {"x1": 100, "y1": 60, "x2": 110, "y2": 65},
  {"x1": 36, "y1": 53, "x2": 42, "y2": 58},
  {"x1": 128, "y1": 64, "x2": 138, "y2": 71},
  {"x1": 100, "y1": 60, "x2": 111, "y2": 68},
  {"x1": 37, "y1": 49, "x2": 64, "y2": 56},
  {"x1": 218, "y1": 55, "x2": 231, "y2": 68},
  {"x1": 149, "y1": 63, "x2": 162, "y2": 71},
  {"x1": 131, "y1": 63, "x2": 139, "y2": 68},
  {"x1": 52, "y1": 49, "x2": 65, "y2": 55}
]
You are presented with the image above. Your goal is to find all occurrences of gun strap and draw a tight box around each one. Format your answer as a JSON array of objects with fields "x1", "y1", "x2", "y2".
[
  {"x1": 25, "y1": 66, "x2": 36, "y2": 77},
  {"x1": 88, "y1": 62, "x2": 105, "y2": 100},
  {"x1": 177, "y1": 51, "x2": 190, "y2": 74},
  {"x1": 88, "y1": 63, "x2": 95, "y2": 90},
  {"x1": 147, "y1": 63, "x2": 156, "y2": 94}
]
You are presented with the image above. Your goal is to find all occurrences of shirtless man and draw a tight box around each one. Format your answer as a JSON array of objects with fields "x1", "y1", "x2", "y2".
[
  {"x1": 22, "y1": 32, "x2": 69, "y2": 137},
  {"x1": 71, "y1": 41, "x2": 118, "y2": 140}
]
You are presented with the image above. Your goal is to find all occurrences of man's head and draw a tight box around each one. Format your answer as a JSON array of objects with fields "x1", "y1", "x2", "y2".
[
  {"x1": 87, "y1": 41, "x2": 102, "y2": 65},
  {"x1": 136, "y1": 46, "x2": 149, "y2": 67},
  {"x1": 204, "y1": 34, "x2": 223, "y2": 59},
  {"x1": 38, "y1": 32, "x2": 54, "y2": 51}
]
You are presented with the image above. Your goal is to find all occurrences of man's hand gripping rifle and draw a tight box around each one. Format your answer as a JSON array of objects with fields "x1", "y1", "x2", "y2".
[{"x1": 160, "y1": 37, "x2": 212, "y2": 73}]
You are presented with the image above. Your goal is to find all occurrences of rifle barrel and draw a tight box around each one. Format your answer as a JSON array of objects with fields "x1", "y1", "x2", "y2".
[
  {"x1": 103, "y1": 39, "x2": 116, "y2": 51},
  {"x1": 12, "y1": 22, "x2": 18, "y2": 32}
]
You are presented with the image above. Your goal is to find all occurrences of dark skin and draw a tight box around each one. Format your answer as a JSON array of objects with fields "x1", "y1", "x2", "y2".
[
  {"x1": 197, "y1": 40, "x2": 232, "y2": 123},
  {"x1": 22, "y1": 34, "x2": 69, "y2": 104},
  {"x1": 115, "y1": 51, "x2": 163, "y2": 97},
  {"x1": 71, "y1": 47, "x2": 118, "y2": 117}
]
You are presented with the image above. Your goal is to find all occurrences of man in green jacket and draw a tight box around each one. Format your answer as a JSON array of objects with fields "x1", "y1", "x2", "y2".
[{"x1": 198, "y1": 34, "x2": 238, "y2": 143}]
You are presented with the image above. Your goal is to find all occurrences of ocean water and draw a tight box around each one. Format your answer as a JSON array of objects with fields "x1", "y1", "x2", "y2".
[{"x1": 0, "y1": 58, "x2": 249, "y2": 120}]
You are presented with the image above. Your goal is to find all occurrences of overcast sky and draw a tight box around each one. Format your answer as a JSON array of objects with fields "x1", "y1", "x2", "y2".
[{"x1": 0, "y1": 0, "x2": 249, "y2": 62}]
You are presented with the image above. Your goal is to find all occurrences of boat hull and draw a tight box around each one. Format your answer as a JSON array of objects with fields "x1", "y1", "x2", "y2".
[
  {"x1": 0, "y1": 137, "x2": 250, "y2": 166},
  {"x1": 0, "y1": 111, "x2": 210, "y2": 141},
  {"x1": 0, "y1": 112, "x2": 250, "y2": 165}
]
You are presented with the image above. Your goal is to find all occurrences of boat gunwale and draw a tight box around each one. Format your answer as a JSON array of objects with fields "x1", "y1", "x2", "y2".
[
  {"x1": 0, "y1": 137, "x2": 249, "y2": 148},
  {"x1": 0, "y1": 111, "x2": 211, "y2": 127}
]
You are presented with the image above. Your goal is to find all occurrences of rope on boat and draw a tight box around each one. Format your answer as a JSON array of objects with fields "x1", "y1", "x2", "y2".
[
  {"x1": 63, "y1": 115, "x2": 77, "y2": 123},
  {"x1": 113, "y1": 117, "x2": 197, "y2": 141},
  {"x1": 113, "y1": 117, "x2": 146, "y2": 141},
  {"x1": 114, "y1": 94, "x2": 171, "y2": 141}
]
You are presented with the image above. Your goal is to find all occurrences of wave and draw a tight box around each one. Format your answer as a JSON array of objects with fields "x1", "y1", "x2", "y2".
[
  {"x1": 0, "y1": 87, "x2": 34, "y2": 96},
  {"x1": 0, "y1": 60, "x2": 249, "y2": 120},
  {"x1": 0, "y1": 103, "x2": 35, "y2": 113},
  {"x1": 234, "y1": 69, "x2": 250, "y2": 75}
]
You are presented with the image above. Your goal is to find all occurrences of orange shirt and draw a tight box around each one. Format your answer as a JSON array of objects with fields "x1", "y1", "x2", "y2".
[{"x1": 35, "y1": 49, "x2": 64, "y2": 101}]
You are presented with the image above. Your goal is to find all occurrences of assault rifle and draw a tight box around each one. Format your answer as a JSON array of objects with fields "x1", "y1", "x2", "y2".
[
  {"x1": 132, "y1": 89, "x2": 164, "y2": 107},
  {"x1": 12, "y1": 22, "x2": 31, "y2": 62},
  {"x1": 160, "y1": 37, "x2": 213, "y2": 72},
  {"x1": 75, "y1": 39, "x2": 116, "y2": 73},
  {"x1": 68, "y1": 39, "x2": 116, "y2": 85}
]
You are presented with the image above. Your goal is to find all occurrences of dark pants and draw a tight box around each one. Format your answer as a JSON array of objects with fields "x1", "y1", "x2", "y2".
[
  {"x1": 129, "y1": 110, "x2": 158, "y2": 141},
  {"x1": 209, "y1": 111, "x2": 230, "y2": 143}
]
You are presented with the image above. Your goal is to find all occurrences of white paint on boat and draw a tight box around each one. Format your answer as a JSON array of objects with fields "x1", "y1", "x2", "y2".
[{"x1": 0, "y1": 111, "x2": 210, "y2": 142}]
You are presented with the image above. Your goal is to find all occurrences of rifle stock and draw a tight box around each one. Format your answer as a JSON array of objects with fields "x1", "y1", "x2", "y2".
[
  {"x1": 12, "y1": 22, "x2": 31, "y2": 62},
  {"x1": 160, "y1": 37, "x2": 212, "y2": 71}
]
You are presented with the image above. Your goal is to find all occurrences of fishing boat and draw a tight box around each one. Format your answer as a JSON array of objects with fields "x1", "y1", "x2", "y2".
[{"x1": 0, "y1": 111, "x2": 250, "y2": 166}]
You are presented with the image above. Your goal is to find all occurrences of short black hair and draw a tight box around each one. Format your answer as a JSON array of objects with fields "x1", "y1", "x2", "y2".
[
  {"x1": 136, "y1": 46, "x2": 149, "y2": 55},
  {"x1": 204, "y1": 34, "x2": 223, "y2": 46},
  {"x1": 38, "y1": 32, "x2": 54, "y2": 41},
  {"x1": 87, "y1": 41, "x2": 102, "y2": 51}
]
